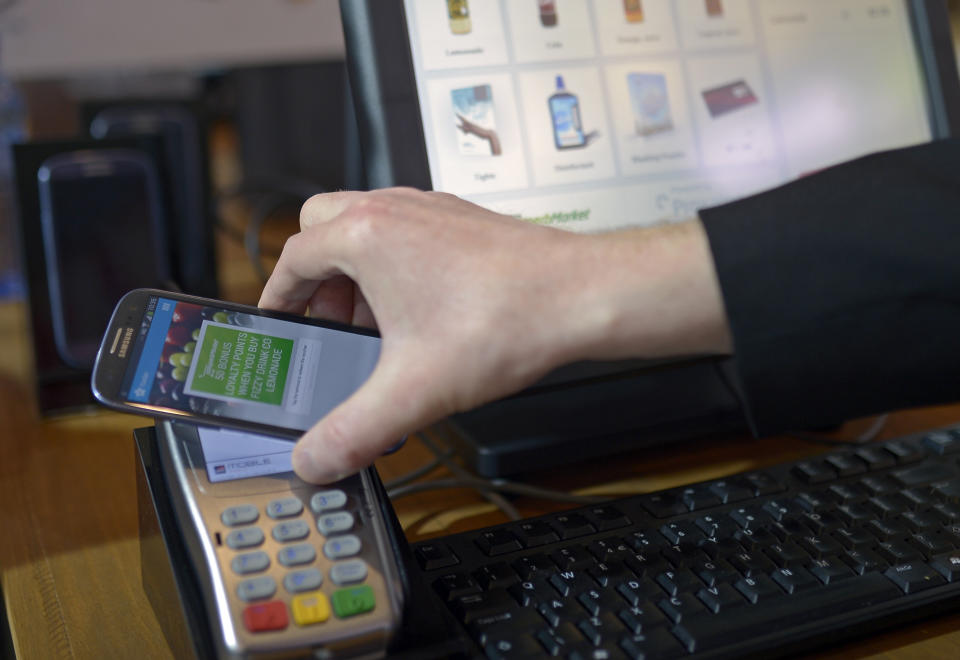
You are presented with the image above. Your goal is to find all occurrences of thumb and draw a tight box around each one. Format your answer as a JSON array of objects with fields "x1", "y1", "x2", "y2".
[{"x1": 291, "y1": 358, "x2": 433, "y2": 483}]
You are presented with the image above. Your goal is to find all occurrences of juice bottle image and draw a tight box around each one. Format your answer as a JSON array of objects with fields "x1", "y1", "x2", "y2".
[
  {"x1": 624, "y1": 0, "x2": 644, "y2": 23},
  {"x1": 548, "y1": 75, "x2": 586, "y2": 149},
  {"x1": 539, "y1": 0, "x2": 558, "y2": 27},
  {"x1": 448, "y1": 0, "x2": 472, "y2": 35},
  {"x1": 706, "y1": 0, "x2": 723, "y2": 18}
]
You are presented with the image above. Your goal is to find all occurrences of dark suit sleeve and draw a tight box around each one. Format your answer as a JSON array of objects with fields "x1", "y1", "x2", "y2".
[{"x1": 699, "y1": 138, "x2": 960, "y2": 435}]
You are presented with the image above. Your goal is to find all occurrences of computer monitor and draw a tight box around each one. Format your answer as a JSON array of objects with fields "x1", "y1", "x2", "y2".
[{"x1": 341, "y1": 0, "x2": 960, "y2": 475}]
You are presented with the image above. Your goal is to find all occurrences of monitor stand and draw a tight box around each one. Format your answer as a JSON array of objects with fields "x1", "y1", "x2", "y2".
[{"x1": 448, "y1": 358, "x2": 747, "y2": 477}]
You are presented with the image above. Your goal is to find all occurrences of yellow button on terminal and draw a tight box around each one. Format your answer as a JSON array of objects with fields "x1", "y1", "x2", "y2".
[{"x1": 291, "y1": 591, "x2": 331, "y2": 626}]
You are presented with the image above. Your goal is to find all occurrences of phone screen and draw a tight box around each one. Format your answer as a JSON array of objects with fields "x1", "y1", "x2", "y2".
[{"x1": 118, "y1": 296, "x2": 380, "y2": 432}]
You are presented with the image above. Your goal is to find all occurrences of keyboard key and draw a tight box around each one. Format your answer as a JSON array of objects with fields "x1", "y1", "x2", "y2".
[
  {"x1": 853, "y1": 446, "x2": 897, "y2": 470},
  {"x1": 237, "y1": 576, "x2": 277, "y2": 602},
  {"x1": 620, "y1": 629, "x2": 686, "y2": 659},
  {"x1": 272, "y1": 520, "x2": 310, "y2": 543},
  {"x1": 680, "y1": 486, "x2": 721, "y2": 511},
  {"x1": 672, "y1": 574, "x2": 900, "y2": 653},
  {"x1": 877, "y1": 541, "x2": 923, "y2": 564},
  {"x1": 552, "y1": 514, "x2": 597, "y2": 540},
  {"x1": 587, "y1": 539, "x2": 632, "y2": 563},
  {"x1": 454, "y1": 589, "x2": 516, "y2": 624},
  {"x1": 935, "y1": 480, "x2": 960, "y2": 504},
  {"x1": 317, "y1": 511, "x2": 355, "y2": 535},
  {"x1": 795, "y1": 490, "x2": 841, "y2": 513},
  {"x1": 511, "y1": 554, "x2": 555, "y2": 580},
  {"x1": 729, "y1": 551, "x2": 776, "y2": 577},
  {"x1": 910, "y1": 532, "x2": 953, "y2": 558},
  {"x1": 930, "y1": 551, "x2": 960, "y2": 582},
  {"x1": 765, "y1": 542, "x2": 810, "y2": 568},
  {"x1": 434, "y1": 572, "x2": 482, "y2": 601},
  {"x1": 623, "y1": 531, "x2": 665, "y2": 554},
  {"x1": 900, "y1": 510, "x2": 942, "y2": 532},
  {"x1": 515, "y1": 521, "x2": 560, "y2": 548},
  {"x1": 884, "y1": 441, "x2": 925, "y2": 464},
  {"x1": 508, "y1": 578, "x2": 552, "y2": 607},
  {"x1": 659, "y1": 521, "x2": 704, "y2": 545},
  {"x1": 860, "y1": 475, "x2": 901, "y2": 496},
  {"x1": 833, "y1": 527, "x2": 877, "y2": 550},
  {"x1": 696, "y1": 582, "x2": 745, "y2": 612},
  {"x1": 324, "y1": 535, "x2": 361, "y2": 559},
  {"x1": 550, "y1": 569, "x2": 596, "y2": 597},
  {"x1": 891, "y1": 463, "x2": 956, "y2": 487},
  {"x1": 578, "y1": 588, "x2": 627, "y2": 617},
  {"x1": 842, "y1": 548, "x2": 889, "y2": 575},
  {"x1": 799, "y1": 535, "x2": 843, "y2": 559},
  {"x1": 734, "y1": 574, "x2": 783, "y2": 603},
  {"x1": 693, "y1": 558, "x2": 739, "y2": 586},
  {"x1": 695, "y1": 514, "x2": 739, "y2": 538},
  {"x1": 808, "y1": 557, "x2": 855, "y2": 584},
  {"x1": 484, "y1": 634, "x2": 543, "y2": 659},
  {"x1": 742, "y1": 472, "x2": 784, "y2": 496},
  {"x1": 824, "y1": 454, "x2": 868, "y2": 476},
  {"x1": 616, "y1": 602, "x2": 669, "y2": 633},
  {"x1": 883, "y1": 562, "x2": 947, "y2": 593},
  {"x1": 586, "y1": 506, "x2": 631, "y2": 531},
  {"x1": 231, "y1": 551, "x2": 270, "y2": 575},
  {"x1": 829, "y1": 483, "x2": 869, "y2": 503},
  {"x1": 922, "y1": 431, "x2": 960, "y2": 455},
  {"x1": 475, "y1": 530, "x2": 523, "y2": 556},
  {"x1": 655, "y1": 569, "x2": 702, "y2": 596},
  {"x1": 576, "y1": 612, "x2": 625, "y2": 647},
  {"x1": 471, "y1": 608, "x2": 545, "y2": 647},
  {"x1": 836, "y1": 503, "x2": 874, "y2": 526},
  {"x1": 277, "y1": 543, "x2": 316, "y2": 567},
  {"x1": 616, "y1": 578, "x2": 660, "y2": 607},
  {"x1": 792, "y1": 461, "x2": 838, "y2": 485},
  {"x1": 639, "y1": 492, "x2": 687, "y2": 518},
  {"x1": 625, "y1": 552, "x2": 670, "y2": 578},
  {"x1": 552, "y1": 546, "x2": 594, "y2": 570},
  {"x1": 771, "y1": 566, "x2": 819, "y2": 594},
  {"x1": 536, "y1": 622, "x2": 583, "y2": 655},
  {"x1": 475, "y1": 562, "x2": 520, "y2": 591},
  {"x1": 708, "y1": 479, "x2": 754, "y2": 504},
  {"x1": 762, "y1": 499, "x2": 804, "y2": 521},
  {"x1": 588, "y1": 560, "x2": 631, "y2": 587},
  {"x1": 657, "y1": 593, "x2": 706, "y2": 623},
  {"x1": 414, "y1": 542, "x2": 459, "y2": 571}
]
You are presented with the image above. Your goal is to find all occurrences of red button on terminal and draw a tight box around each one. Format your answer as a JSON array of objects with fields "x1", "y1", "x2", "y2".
[{"x1": 243, "y1": 600, "x2": 289, "y2": 632}]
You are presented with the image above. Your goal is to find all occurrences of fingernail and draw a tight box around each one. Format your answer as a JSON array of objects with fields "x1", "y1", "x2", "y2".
[{"x1": 292, "y1": 446, "x2": 346, "y2": 484}]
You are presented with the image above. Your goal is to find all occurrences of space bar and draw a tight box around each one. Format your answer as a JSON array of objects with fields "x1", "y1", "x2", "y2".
[{"x1": 673, "y1": 573, "x2": 902, "y2": 653}]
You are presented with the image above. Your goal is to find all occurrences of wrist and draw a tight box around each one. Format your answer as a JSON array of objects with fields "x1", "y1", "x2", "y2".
[{"x1": 552, "y1": 218, "x2": 732, "y2": 365}]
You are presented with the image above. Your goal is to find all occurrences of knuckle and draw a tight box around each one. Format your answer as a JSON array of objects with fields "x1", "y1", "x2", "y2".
[{"x1": 299, "y1": 194, "x2": 326, "y2": 230}]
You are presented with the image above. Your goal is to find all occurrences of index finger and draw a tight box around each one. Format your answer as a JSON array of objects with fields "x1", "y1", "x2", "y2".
[
  {"x1": 258, "y1": 223, "x2": 349, "y2": 312},
  {"x1": 300, "y1": 191, "x2": 365, "y2": 231}
]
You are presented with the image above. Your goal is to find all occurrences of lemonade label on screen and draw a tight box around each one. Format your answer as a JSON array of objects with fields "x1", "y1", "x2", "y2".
[{"x1": 188, "y1": 323, "x2": 294, "y2": 406}]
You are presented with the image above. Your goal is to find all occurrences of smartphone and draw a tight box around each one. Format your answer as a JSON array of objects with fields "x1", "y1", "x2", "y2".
[
  {"x1": 91, "y1": 289, "x2": 381, "y2": 438},
  {"x1": 38, "y1": 149, "x2": 171, "y2": 369}
]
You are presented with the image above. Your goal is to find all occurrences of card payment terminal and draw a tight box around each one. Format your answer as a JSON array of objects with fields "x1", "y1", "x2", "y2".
[{"x1": 152, "y1": 420, "x2": 405, "y2": 658}]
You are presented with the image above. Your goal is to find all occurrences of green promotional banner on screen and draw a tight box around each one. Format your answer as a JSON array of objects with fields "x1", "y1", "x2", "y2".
[{"x1": 190, "y1": 324, "x2": 293, "y2": 406}]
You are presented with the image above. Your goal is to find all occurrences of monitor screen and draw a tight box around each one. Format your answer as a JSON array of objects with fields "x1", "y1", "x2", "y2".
[{"x1": 401, "y1": 0, "x2": 933, "y2": 231}]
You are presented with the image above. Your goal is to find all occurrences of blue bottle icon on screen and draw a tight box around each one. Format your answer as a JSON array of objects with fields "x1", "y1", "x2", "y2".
[{"x1": 548, "y1": 75, "x2": 586, "y2": 150}]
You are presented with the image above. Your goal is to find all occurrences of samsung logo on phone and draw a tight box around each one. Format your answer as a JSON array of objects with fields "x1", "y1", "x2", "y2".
[{"x1": 112, "y1": 327, "x2": 135, "y2": 359}]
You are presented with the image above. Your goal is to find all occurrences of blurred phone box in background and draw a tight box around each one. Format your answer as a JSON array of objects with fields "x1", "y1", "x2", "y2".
[{"x1": 0, "y1": 37, "x2": 28, "y2": 300}]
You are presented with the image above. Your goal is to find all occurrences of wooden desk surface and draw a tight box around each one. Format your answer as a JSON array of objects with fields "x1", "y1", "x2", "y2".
[{"x1": 3, "y1": 238, "x2": 960, "y2": 658}]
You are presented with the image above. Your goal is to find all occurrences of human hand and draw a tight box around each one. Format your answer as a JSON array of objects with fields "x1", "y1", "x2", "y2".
[
  {"x1": 260, "y1": 188, "x2": 730, "y2": 482},
  {"x1": 456, "y1": 113, "x2": 502, "y2": 155}
]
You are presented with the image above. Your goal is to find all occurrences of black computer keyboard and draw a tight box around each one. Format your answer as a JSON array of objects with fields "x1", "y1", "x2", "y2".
[{"x1": 410, "y1": 426, "x2": 960, "y2": 659}]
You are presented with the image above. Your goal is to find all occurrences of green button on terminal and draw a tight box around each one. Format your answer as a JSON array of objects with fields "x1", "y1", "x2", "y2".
[{"x1": 331, "y1": 585, "x2": 375, "y2": 618}]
